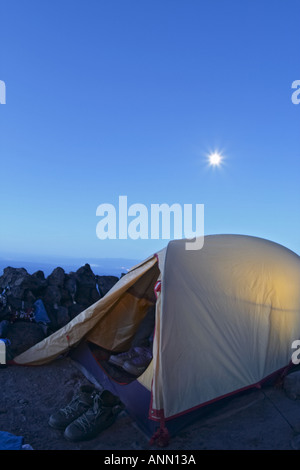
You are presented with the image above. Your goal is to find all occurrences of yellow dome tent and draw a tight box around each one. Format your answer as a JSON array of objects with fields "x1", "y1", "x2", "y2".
[{"x1": 13, "y1": 235, "x2": 300, "y2": 440}]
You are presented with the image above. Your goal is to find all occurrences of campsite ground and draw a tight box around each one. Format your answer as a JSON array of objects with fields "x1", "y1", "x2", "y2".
[{"x1": 1, "y1": 356, "x2": 300, "y2": 452}]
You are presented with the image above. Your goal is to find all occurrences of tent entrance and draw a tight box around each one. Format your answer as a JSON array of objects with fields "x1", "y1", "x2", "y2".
[
  {"x1": 70, "y1": 341, "x2": 155, "y2": 438},
  {"x1": 87, "y1": 341, "x2": 141, "y2": 385},
  {"x1": 86, "y1": 263, "x2": 159, "y2": 353}
]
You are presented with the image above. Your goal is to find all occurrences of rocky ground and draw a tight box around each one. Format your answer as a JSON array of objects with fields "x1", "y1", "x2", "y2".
[{"x1": 2, "y1": 355, "x2": 300, "y2": 452}]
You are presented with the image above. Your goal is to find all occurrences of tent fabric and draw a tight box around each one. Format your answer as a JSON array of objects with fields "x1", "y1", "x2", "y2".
[
  {"x1": 150, "y1": 235, "x2": 300, "y2": 419},
  {"x1": 13, "y1": 234, "x2": 300, "y2": 425},
  {"x1": 13, "y1": 254, "x2": 159, "y2": 366}
]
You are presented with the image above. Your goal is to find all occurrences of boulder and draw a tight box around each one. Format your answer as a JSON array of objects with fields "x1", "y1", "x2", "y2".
[
  {"x1": 60, "y1": 288, "x2": 73, "y2": 308},
  {"x1": 0, "y1": 267, "x2": 46, "y2": 301},
  {"x1": 32, "y1": 270, "x2": 46, "y2": 281},
  {"x1": 74, "y1": 264, "x2": 100, "y2": 307},
  {"x1": 42, "y1": 304, "x2": 60, "y2": 330},
  {"x1": 47, "y1": 267, "x2": 65, "y2": 289},
  {"x1": 6, "y1": 322, "x2": 45, "y2": 359},
  {"x1": 0, "y1": 319, "x2": 9, "y2": 338},
  {"x1": 56, "y1": 306, "x2": 70, "y2": 329},
  {"x1": 42, "y1": 285, "x2": 61, "y2": 308},
  {"x1": 0, "y1": 267, "x2": 28, "y2": 291},
  {"x1": 75, "y1": 264, "x2": 96, "y2": 287},
  {"x1": 64, "y1": 274, "x2": 77, "y2": 303},
  {"x1": 4, "y1": 297, "x2": 32, "y2": 312},
  {"x1": 96, "y1": 275, "x2": 119, "y2": 297},
  {"x1": 24, "y1": 290, "x2": 36, "y2": 307},
  {"x1": 75, "y1": 286, "x2": 100, "y2": 309},
  {"x1": 68, "y1": 303, "x2": 85, "y2": 320},
  {"x1": 0, "y1": 263, "x2": 119, "y2": 337}
]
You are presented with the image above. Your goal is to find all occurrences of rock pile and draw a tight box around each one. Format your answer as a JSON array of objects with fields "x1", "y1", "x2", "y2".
[{"x1": 0, "y1": 264, "x2": 119, "y2": 358}]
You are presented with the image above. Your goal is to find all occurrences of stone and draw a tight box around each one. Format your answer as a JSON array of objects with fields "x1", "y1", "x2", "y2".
[
  {"x1": 32, "y1": 270, "x2": 45, "y2": 281},
  {"x1": 24, "y1": 290, "x2": 36, "y2": 307},
  {"x1": 6, "y1": 322, "x2": 45, "y2": 358},
  {"x1": 0, "y1": 267, "x2": 46, "y2": 300},
  {"x1": 42, "y1": 285, "x2": 62, "y2": 307},
  {"x1": 60, "y1": 288, "x2": 73, "y2": 308},
  {"x1": 56, "y1": 306, "x2": 70, "y2": 329},
  {"x1": 75, "y1": 264, "x2": 96, "y2": 287},
  {"x1": 0, "y1": 320, "x2": 9, "y2": 338},
  {"x1": 64, "y1": 274, "x2": 77, "y2": 304},
  {"x1": 68, "y1": 303, "x2": 85, "y2": 320},
  {"x1": 47, "y1": 267, "x2": 65, "y2": 289},
  {"x1": 73, "y1": 264, "x2": 100, "y2": 307},
  {"x1": 75, "y1": 286, "x2": 100, "y2": 309},
  {"x1": 96, "y1": 275, "x2": 119, "y2": 297},
  {"x1": 0, "y1": 267, "x2": 28, "y2": 290}
]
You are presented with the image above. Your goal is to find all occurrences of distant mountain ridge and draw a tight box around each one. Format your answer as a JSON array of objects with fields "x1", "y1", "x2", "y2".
[{"x1": 0, "y1": 256, "x2": 141, "y2": 278}]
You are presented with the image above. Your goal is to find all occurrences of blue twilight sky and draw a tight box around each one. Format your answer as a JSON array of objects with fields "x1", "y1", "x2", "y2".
[{"x1": 0, "y1": 0, "x2": 299, "y2": 264}]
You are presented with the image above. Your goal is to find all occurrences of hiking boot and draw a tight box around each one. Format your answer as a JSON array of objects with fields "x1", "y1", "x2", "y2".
[
  {"x1": 48, "y1": 385, "x2": 97, "y2": 430},
  {"x1": 122, "y1": 346, "x2": 152, "y2": 376},
  {"x1": 108, "y1": 347, "x2": 140, "y2": 368},
  {"x1": 64, "y1": 390, "x2": 124, "y2": 441}
]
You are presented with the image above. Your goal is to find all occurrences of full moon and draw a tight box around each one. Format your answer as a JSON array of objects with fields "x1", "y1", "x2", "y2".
[{"x1": 209, "y1": 152, "x2": 222, "y2": 166}]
